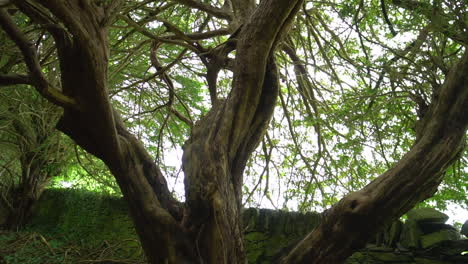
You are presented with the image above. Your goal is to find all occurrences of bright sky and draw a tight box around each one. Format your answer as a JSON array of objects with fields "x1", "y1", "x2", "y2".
[
  {"x1": 150, "y1": 145, "x2": 468, "y2": 225},
  {"x1": 445, "y1": 204, "x2": 468, "y2": 225}
]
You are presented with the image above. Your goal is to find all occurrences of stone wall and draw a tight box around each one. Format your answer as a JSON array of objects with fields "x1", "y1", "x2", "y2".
[
  {"x1": 26, "y1": 189, "x2": 468, "y2": 263},
  {"x1": 242, "y1": 208, "x2": 322, "y2": 262},
  {"x1": 242, "y1": 207, "x2": 468, "y2": 264}
]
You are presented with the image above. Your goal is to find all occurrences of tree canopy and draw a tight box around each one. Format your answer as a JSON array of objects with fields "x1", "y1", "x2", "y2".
[{"x1": 0, "y1": 0, "x2": 467, "y2": 263}]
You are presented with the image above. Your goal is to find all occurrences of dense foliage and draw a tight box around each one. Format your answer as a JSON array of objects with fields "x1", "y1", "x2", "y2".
[
  {"x1": 101, "y1": 0, "x2": 468, "y2": 211},
  {"x1": 0, "y1": 0, "x2": 466, "y2": 263},
  {"x1": 0, "y1": 0, "x2": 466, "y2": 225}
]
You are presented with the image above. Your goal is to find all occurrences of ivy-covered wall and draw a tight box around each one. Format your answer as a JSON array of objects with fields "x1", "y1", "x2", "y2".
[
  {"x1": 27, "y1": 189, "x2": 468, "y2": 264},
  {"x1": 243, "y1": 208, "x2": 322, "y2": 262}
]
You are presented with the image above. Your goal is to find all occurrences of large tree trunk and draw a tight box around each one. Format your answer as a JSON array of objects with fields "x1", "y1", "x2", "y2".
[
  {"x1": 1, "y1": 0, "x2": 467, "y2": 263},
  {"x1": 181, "y1": 56, "x2": 280, "y2": 262},
  {"x1": 1, "y1": 0, "x2": 301, "y2": 263}
]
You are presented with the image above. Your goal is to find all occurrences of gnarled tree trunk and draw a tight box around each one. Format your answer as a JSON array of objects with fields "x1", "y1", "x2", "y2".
[
  {"x1": 1, "y1": 0, "x2": 301, "y2": 262},
  {"x1": 1, "y1": 0, "x2": 467, "y2": 263}
]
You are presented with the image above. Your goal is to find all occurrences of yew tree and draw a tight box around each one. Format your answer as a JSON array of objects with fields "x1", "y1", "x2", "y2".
[
  {"x1": 0, "y1": 0, "x2": 467, "y2": 263},
  {"x1": 0, "y1": 86, "x2": 69, "y2": 230}
]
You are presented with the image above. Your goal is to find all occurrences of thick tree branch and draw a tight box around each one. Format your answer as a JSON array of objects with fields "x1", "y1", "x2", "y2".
[
  {"x1": 180, "y1": 1, "x2": 304, "y2": 262},
  {"x1": 226, "y1": 0, "x2": 303, "y2": 160},
  {"x1": 31, "y1": 0, "x2": 104, "y2": 46},
  {"x1": 230, "y1": 56, "x2": 279, "y2": 194},
  {"x1": 102, "y1": 0, "x2": 124, "y2": 26},
  {"x1": 12, "y1": 0, "x2": 73, "y2": 58},
  {"x1": 0, "y1": 8, "x2": 78, "y2": 109},
  {"x1": 281, "y1": 50, "x2": 468, "y2": 263},
  {"x1": 0, "y1": 73, "x2": 31, "y2": 86},
  {"x1": 230, "y1": 0, "x2": 255, "y2": 26},
  {"x1": 184, "y1": 28, "x2": 230, "y2": 40},
  {"x1": 8, "y1": 2, "x2": 188, "y2": 262},
  {"x1": 200, "y1": 37, "x2": 237, "y2": 104}
]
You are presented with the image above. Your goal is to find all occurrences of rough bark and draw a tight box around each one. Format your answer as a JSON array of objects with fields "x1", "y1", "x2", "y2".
[
  {"x1": 1, "y1": 0, "x2": 302, "y2": 263},
  {"x1": 181, "y1": 1, "x2": 302, "y2": 262},
  {"x1": 2, "y1": 0, "x2": 467, "y2": 263},
  {"x1": 280, "y1": 50, "x2": 468, "y2": 264}
]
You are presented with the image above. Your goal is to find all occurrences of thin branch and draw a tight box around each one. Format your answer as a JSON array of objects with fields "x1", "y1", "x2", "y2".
[
  {"x1": 279, "y1": 89, "x2": 326, "y2": 201},
  {"x1": 171, "y1": 0, "x2": 232, "y2": 20},
  {"x1": 242, "y1": 137, "x2": 273, "y2": 207},
  {"x1": 380, "y1": 0, "x2": 397, "y2": 37},
  {"x1": 169, "y1": 107, "x2": 193, "y2": 127},
  {"x1": 160, "y1": 17, "x2": 230, "y2": 41},
  {"x1": 392, "y1": 0, "x2": 468, "y2": 45},
  {"x1": 118, "y1": 14, "x2": 202, "y2": 53},
  {"x1": 184, "y1": 29, "x2": 230, "y2": 40}
]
